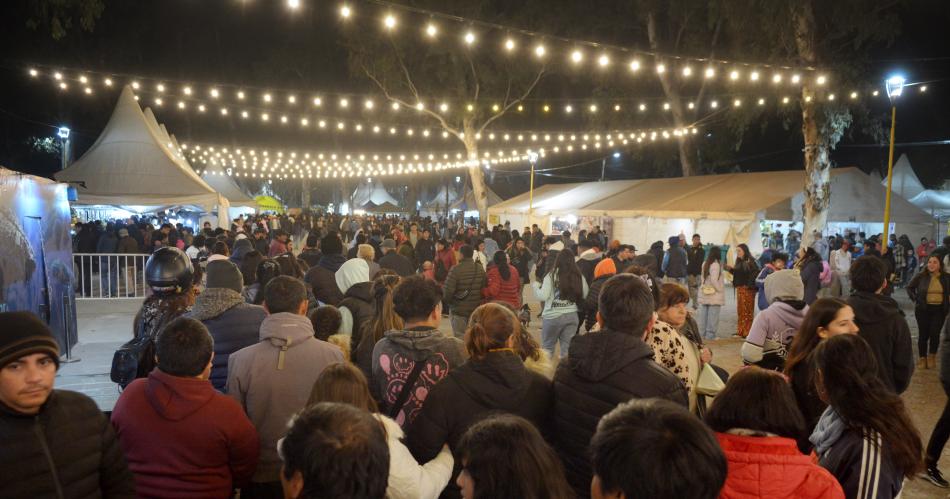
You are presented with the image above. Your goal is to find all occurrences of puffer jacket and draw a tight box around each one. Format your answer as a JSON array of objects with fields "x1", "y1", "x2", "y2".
[
  {"x1": 482, "y1": 264, "x2": 522, "y2": 309},
  {"x1": 303, "y1": 254, "x2": 347, "y2": 305},
  {"x1": 407, "y1": 351, "x2": 553, "y2": 499},
  {"x1": 554, "y1": 329, "x2": 688, "y2": 498},
  {"x1": 716, "y1": 432, "x2": 844, "y2": 499},
  {"x1": 443, "y1": 259, "x2": 487, "y2": 318},
  {"x1": 186, "y1": 288, "x2": 267, "y2": 391},
  {"x1": 339, "y1": 281, "x2": 375, "y2": 351},
  {"x1": 0, "y1": 390, "x2": 135, "y2": 499},
  {"x1": 847, "y1": 292, "x2": 914, "y2": 393}
]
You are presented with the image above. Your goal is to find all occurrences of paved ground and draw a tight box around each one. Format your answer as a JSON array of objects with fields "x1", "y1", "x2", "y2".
[{"x1": 65, "y1": 286, "x2": 947, "y2": 498}]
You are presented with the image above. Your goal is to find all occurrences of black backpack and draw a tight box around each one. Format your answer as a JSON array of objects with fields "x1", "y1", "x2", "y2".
[{"x1": 110, "y1": 310, "x2": 167, "y2": 388}]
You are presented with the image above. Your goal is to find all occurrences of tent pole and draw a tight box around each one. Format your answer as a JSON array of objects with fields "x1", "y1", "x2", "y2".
[{"x1": 882, "y1": 105, "x2": 897, "y2": 245}]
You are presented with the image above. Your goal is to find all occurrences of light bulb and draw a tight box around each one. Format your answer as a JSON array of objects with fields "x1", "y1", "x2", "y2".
[
  {"x1": 565, "y1": 105, "x2": 573, "y2": 113},
  {"x1": 850, "y1": 91, "x2": 858, "y2": 99},
  {"x1": 535, "y1": 45, "x2": 546, "y2": 57},
  {"x1": 816, "y1": 75, "x2": 827, "y2": 85},
  {"x1": 391, "y1": 102, "x2": 400, "y2": 110},
  {"x1": 682, "y1": 66, "x2": 692, "y2": 77},
  {"x1": 710, "y1": 100, "x2": 718, "y2": 108},
  {"x1": 782, "y1": 96, "x2": 790, "y2": 104},
  {"x1": 705, "y1": 67, "x2": 715, "y2": 78},
  {"x1": 340, "y1": 98, "x2": 349, "y2": 108},
  {"x1": 505, "y1": 39, "x2": 515, "y2": 51},
  {"x1": 729, "y1": 70, "x2": 739, "y2": 80},
  {"x1": 313, "y1": 97, "x2": 322, "y2": 106},
  {"x1": 131, "y1": 81, "x2": 139, "y2": 89},
  {"x1": 598, "y1": 54, "x2": 610, "y2": 67},
  {"x1": 104, "y1": 78, "x2": 113, "y2": 86},
  {"x1": 772, "y1": 73, "x2": 782, "y2": 84},
  {"x1": 750, "y1": 71, "x2": 760, "y2": 81},
  {"x1": 84, "y1": 87, "x2": 92, "y2": 94},
  {"x1": 571, "y1": 50, "x2": 583, "y2": 63},
  {"x1": 416, "y1": 102, "x2": 425, "y2": 111},
  {"x1": 155, "y1": 98, "x2": 164, "y2": 106},
  {"x1": 791, "y1": 74, "x2": 801, "y2": 84},
  {"x1": 383, "y1": 14, "x2": 396, "y2": 30},
  {"x1": 210, "y1": 88, "x2": 220, "y2": 98},
  {"x1": 54, "y1": 72, "x2": 63, "y2": 80},
  {"x1": 28, "y1": 68, "x2": 38, "y2": 77},
  {"x1": 629, "y1": 60, "x2": 641, "y2": 72},
  {"x1": 236, "y1": 91, "x2": 245, "y2": 100},
  {"x1": 758, "y1": 98, "x2": 765, "y2": 105},
  {"x1": 365, "y1": 100, "x2": 374, "y2": 109},
  {"x1": 263, "y1": 93, "x2": 272, "y2": 102},
  {"x1": 639, "y1": 103, "x2": 646, "y2": 111},
  {"x1": 589, "y1": 104, "x2": 597, "y2": 112},
  {"x1": 439, "y1": 102, "x2": 449, "y2": 112},
  {"x1": 340, "y1": 4, "x2": 351, "y2": 18},
  {"x1": 287, "y1": 0, "x2": 300, "y2": 10},
  {"x1": 543, "y1": 105, "x2": 550, "y2": 112},
  {"x1": 733, "y1": 99, "x2": 741, "y2": 107},
  {"x1": 464, "y1": 31, "x2": 475, "y2": 45},
  {"x1": 426, "y1": 23, "x2": 437, "y2": 37},
  {"x1": 614, "y1": 104, "x2": 621, "y2": 111},
  {"x1": 656, "y1": 63, "x2": 665, "y2": 73}
]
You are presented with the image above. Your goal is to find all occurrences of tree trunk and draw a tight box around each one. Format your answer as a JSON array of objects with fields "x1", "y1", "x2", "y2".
[
  {"x1": 462, "y1": 124, "x2": 489, "y2": 223},
  {"x1": 647, "y1": 12, "x2": 698, "y2": 177},
  {"x1": 794, "y1": 1, "x2": 831, "y2": 238},
  {"x1": 340, "y1": 179, "x2": 350, "y2": 213},
  {"x1": 301, "y1": 178, "x2": 311, "y2": 209}
]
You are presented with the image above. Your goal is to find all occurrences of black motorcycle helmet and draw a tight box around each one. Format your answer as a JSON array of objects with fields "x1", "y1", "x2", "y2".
[{"x1": 145, "y1": 247, "x2": 194, "y2": 295}]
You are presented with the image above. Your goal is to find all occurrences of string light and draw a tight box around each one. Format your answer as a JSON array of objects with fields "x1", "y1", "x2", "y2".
[
  {"x1": 464, "y1": 31, "x2": 476, "y2": 45},
  {"x1": 655, "y1": 63, "x2": 665, "y2": 74},
  {"x1": 287, "y1": 0, "x2": 300, "y2": 10},
  {"x1": 598, "y1": 54, "x2": 610, "y2": 67},
  {"x1": 425, "y1": 23, "x2": 438, "y2": 38},
  {"x1": 705, "y1": 67, "x2": 715, "y2": 78},
  {"x1": 534, "y1": 44, "x2": 546, "y2": 58},
  {"x1": 570, "y1": 50, "x2": 583, "y2": 64},
  {"x1": 237, "y1": 91, "x2": 245, "y2": 100},
  {"x1": 682, "y1": 66, "x2": 692, "y2": 77},
  {"x1": 629, "y1": 60, "x2": 641, "y2": 72},
  {"x1": 340, "y1": 4, "x2": 351, "y2": 18},
  {"x1": 383, "y1": 14, "x2": 397, "y2": 30},
  {"x1": 504, "y1": 38, "x2": 515, "y2": 51},
  {"x1": 29, "y1": 68, "x2": 38, "y2": 77}
]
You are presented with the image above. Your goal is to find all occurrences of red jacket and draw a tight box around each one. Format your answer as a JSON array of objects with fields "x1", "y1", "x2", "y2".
[
  {"x1": 482, "y1": 264, "x2": 522, "y2": 309},
  {"x1": 111, "y1": 369, "x2": 260, "y2": 499},
  {"x1": 716, "y1": 432, "x2": 843, "y2": 499}
]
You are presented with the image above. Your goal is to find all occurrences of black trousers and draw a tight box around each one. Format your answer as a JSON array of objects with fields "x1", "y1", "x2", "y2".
[
  {"x1": 915, "y1": 304, "x2": 945, "y2": 357},
  {"x1": 927, "y1": 384, "x2": 950, "y2": 465}
]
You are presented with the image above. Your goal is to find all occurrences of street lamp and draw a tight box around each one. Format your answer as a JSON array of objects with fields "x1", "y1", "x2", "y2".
[
  {"x1": 57, "y1": 126, "x2": 71, "y2": 170},
  {"x1": 882, "y1": 74, "x2": 905, "y2": 245},
  {"x1": 528, "y1": 151, "x2": 539, "y2": 213}
]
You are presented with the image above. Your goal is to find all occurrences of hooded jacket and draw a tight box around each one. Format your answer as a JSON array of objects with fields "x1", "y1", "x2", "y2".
[
  {"x1": 111, "y1": 370, "x2": 260, "y2": 498},
  {"x1": 186, "y1": 288, "x2": 267, "y2": 391},
  {"x1": 304, "y1": 253, "x2": 348, "y2": 305},
  {"x1": 407, "y1": 351, "x2": 553, "y2": 499},
  {"x1": 716, "y1": 432, "x2": 844, "y2": 499},
  {"x1": 229, "y1": 238, "x2": 253, "y2": 265},
  {"x1": 371, "y1": 326, "x2": 466, "y2": 428},
  {"x1": 0, "y1": 390, "x2": 135, "y2": 499},
  {"x1": 847, "y1": 292, "x2": 914, "y2": 393},
  {"x1": 380, "y1": 250, "x2": 416, "y2": 277},
  {"x1": 575, "y1": 249, "x2": 602, "y2": 285},
  {"x1": 226, "y1": 312, "x2": 344, "y2": 483},
  {"x1": 376, "y1": 414, "x2": 454, "y2": 499},
  {"x1": 553, "y1": 329, "x2": 688, "y2": 498},
  {"x1": 741, "y1": 301, "x2": 808, "y2": 369},
  {"x1": 482, "y1": 264, "x2": 522, "y2": 309},
  {"x1": 810, "y1": 408, "x2": 904, "y2": 499},
  {"x1": 335, "y1": 259, "x2": 373, "y2": 347}
]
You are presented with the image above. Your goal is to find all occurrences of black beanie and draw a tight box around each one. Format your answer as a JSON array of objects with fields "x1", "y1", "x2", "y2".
[
  {"x1": 0, "y1": 312, "x2": 61, "y2": 369},
  {"x1": 320, "y1": 234, "x2": 343, "y2": 255}
]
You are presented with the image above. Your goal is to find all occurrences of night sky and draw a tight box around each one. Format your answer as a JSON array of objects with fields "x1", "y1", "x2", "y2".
[{"x1": 2, "y1": 0, "x2": 948, "y2": 203}]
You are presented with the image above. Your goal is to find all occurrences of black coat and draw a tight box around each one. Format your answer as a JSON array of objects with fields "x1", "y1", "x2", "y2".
[
  {"x1": 0, "y1": 390, "x2": 135, "y2": 499},
  {"x1": 188, "y1": 300, "x2": 267, "y2": 391},
  {"x1": 847, "y1": 292, "x2": 914, "y2": 394},
  {"x1": 554, "y1": 329, "x2": 688, "y2": 498},
  {"x1": 338, "y1": 281, "x2": 375, "y2": 351},
  {"x1": 414, "y1": 238, "x2": 436, "y2": 268},
  {"x1": 379, "y1": 251, "x2": 415, "y2": 277},
  {"x1": 907, "y1": 271, "x2": 950, "y2": 313},
  {"x1": 407, "y1": 351, "x2": 553, "y2": 499},
  {"x1": 687, "y1": 245, "x2": 706, "y2": 276},
  {"x1": 298, "y1": 248, "x2": 322, "y2": 268},
  {"x1": 304, "y1": 254, "x2": 347, "y2": 305}
]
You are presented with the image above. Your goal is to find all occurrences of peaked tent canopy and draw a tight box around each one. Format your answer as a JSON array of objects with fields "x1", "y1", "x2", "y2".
[
  {"x1": 55, "y1": 86, "x2": 229, "y2": 226},
  {"x1": 881, "y1": 154, "x2": 926, "y2": 200},
  {"x1": 451, "y1": 186, "x2": 503, "y2": 212},
  {"x1": 365, "y1": 201, "x2": 407, "y2": 213},
  {"x1": 352, "y1": 180, "x2": 399, "y2": 208}
]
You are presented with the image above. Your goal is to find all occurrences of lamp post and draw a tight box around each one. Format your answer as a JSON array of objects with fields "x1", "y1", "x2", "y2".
[
  {"x1": 882, "y1": 75, "x2": 905, "y2": 245},
  {"x1": 57, "y1": 126, "x2": 71, "y2": 170},
  {"x1": 528, "y1": 151, "x2": 539, "y2": 214}
]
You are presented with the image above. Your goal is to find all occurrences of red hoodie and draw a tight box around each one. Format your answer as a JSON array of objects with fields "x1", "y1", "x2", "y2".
[
  {"x1": 716, "y1": 432, "x2": 844, "y2": 499},
  {"x1": 111, "y1": 369, "x2": 259, "y2": 499}
]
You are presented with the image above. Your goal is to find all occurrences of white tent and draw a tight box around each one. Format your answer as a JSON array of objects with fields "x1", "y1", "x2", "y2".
[
  {"x1": 56, "y1": 86, "x2": 229, "y2": 227},
  {"x1": 881, "y1": 154, "x2": 926, "y2": 199},
  {"x1": 489, "y1": 167, "x2": 935, "y2": 256},
  {"x1": 352, "y1": 180, "x2": 399, "y2": 208},
  {"x1": 450, "y1": 186, "x2": 503, "y2": 212}
]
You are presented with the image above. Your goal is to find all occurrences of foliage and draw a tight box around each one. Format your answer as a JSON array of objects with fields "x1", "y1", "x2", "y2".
[
  {"x1": 27, "y1": 136, "x2": 61, "y2": 155},
  {"x1": 25, "y1": 0, "x2": 104, "y2": 40}
]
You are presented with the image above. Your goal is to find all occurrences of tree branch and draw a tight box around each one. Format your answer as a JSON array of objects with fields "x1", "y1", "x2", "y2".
[
  {"x1": 694, "y1": 16, "x2": 722, "y2": 105},
  {"x1": 477, "y1": 67, "x2": 545, "y2": 135},
  {"x1": 361, "y1": 63, "x2": 460, "y2": 138},
  {"x1": 464, "y1": 50, "x2": 480, "y2": 103},
  {"x1": 388, "y1": 37, "x2": 420, "y2": 101}
]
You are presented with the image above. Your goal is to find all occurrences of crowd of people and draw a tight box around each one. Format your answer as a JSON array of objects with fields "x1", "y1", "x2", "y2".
[{"x1": 4, "y1": 211, "x2": 950, "y2": 498}]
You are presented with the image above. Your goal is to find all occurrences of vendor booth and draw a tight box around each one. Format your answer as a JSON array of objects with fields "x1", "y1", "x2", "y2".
[
  {"x1": 489, "y1": 167, "x2": 936, "y2": 258},
  {"x1": 55, "y1": 86, "x2": 230, "y2": 228}
]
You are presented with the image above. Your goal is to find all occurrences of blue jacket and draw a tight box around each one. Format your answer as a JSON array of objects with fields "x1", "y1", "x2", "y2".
[
  {"x1": 755, "y1": 264, "x2": 778, "y2": 310},
  {"x1": 186, "y1": 289, "x2": 267, "y2": 391}
]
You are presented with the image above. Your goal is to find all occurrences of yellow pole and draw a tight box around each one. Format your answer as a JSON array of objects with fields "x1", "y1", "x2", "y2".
[
  {"x1": 882, "y1": 105, "x2": 897, "y2": 245},
  {"x1": 529, "y1": 159, "x2": 536, "y2": 214}
]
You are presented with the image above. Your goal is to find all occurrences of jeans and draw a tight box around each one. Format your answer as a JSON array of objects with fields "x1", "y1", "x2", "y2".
[
  {"x1": 541, "y1": 313, "x2": 578, "y2": 359},
  {"x1": 98, "y1": 257, "x2": 118, "y2": 297},
  {"x1": 916, "y1": 305, "x2": 944, "y2": 357},
  {"x1": 665, "y1": 276, "x2": 688, "y2": 289},
  {"x1": 698, "y1": 304, "x2": 721, "y2": 340},
  {"x1": 450, "y1": 314, "x2": 469, "y2": 339},
  {"x1": 687, "y1": 275, "x2": 700, "y2": 308}
]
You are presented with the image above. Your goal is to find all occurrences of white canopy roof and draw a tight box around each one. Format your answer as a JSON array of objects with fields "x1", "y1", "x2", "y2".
[
  {"x1": 490, "y1": 167, "x2": 934, "y2": 224},
  {"x1": 882, "y1": 154, "x2": 926, "y2": 199},
  {"x1": 451, "y1": 186, "x2": 503, "y2": 211},
  {"x1": 55, "y1": 86, "x2": 227, "y2": 219},
  {"x1": 352, "y1": 180, "x2": 399, "y2": 207}
]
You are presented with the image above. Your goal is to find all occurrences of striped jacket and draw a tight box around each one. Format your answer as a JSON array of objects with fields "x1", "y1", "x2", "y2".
[{"x1": 817, "y1": 427, "x2": 904, "y2": 499}]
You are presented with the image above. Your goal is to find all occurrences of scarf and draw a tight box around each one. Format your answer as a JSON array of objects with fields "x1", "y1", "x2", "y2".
[{"x1": 810, "y1": 406, "x2": 848, "y2": 455}]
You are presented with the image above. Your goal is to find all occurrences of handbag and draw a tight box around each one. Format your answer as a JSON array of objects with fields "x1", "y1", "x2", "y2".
[
  {"x1": 695, "y1": 363, "x2": 726, "y2": 396},
  {"x1": 701, "y1": 284, "x2": 716, "y2": 295}
]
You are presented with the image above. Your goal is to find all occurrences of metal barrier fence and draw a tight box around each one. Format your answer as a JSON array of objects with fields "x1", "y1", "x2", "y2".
[{"x1": 73, "y1": 254, "x2": 150, "y2": 299}]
